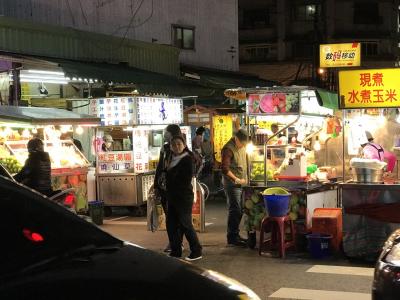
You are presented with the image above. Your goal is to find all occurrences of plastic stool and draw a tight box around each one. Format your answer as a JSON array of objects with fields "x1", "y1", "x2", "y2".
[{"x1": 259, "y1": 215, "x2": 296, "y2": 258}]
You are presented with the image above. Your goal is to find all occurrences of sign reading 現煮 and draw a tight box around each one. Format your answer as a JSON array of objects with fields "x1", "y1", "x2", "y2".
[{"x1": 339, "y1": 68, "x2": 399, "y2": 109}]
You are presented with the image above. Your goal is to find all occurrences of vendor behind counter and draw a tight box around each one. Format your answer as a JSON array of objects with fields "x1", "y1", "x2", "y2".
[
  {"x1": 101, "y1": 134, "x2": 126, "y2": 152},
  {"x1": 361, "y1": 131, "x2": 396, "y2": 173}
]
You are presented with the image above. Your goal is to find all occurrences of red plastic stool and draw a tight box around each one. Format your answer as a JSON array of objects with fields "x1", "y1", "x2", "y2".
[{"x1": 259, "y1": 215, "x2": 296, "y2": 258}]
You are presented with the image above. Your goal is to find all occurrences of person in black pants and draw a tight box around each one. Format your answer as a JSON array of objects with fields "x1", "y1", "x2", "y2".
[
  {"x1": 166, "y1": 135, "x2": 202, "y2": 261},
  {"x1": 154, "y1": 124, "x2": 182, "y2": 252}
]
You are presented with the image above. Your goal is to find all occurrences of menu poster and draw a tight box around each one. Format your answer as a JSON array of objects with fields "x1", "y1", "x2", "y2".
[
  {"x1": 90, "y1": 97, "x2": 136, "y2": 126},
  {"x1": 213, "y1": 115, "x2": 233, "y2": 163},
  {"x1": 137, "y1": 97, "x2": 183, "y2": 125},
  {"x1": 97, "y1": 151, "x2": 134, "y2": 174},
  {"x1": 247, "y1": 93, "x2": 300, "y2": 115},
  {"x1": 132, "y1": 128, "x2": 150, "y2": 173}
]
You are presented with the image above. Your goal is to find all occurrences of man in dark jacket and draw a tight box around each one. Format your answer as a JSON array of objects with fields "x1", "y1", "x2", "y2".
[
  {"x1": 221, "y1": 129, "x2": 249, "y2": 247},
  {"x1": 14, "y1": 138, "x2": 52, "y2": 196}
]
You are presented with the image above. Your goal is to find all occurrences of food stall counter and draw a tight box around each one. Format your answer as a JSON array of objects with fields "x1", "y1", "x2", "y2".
[{"x1": 339, "y1": 182, "x2": 400, "y2": 260}]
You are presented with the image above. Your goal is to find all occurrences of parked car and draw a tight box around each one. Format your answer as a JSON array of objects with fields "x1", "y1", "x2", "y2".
[
  {"x1": 372, "y1": 229, "x2": 400, "y2": 300},
  {"x1": 0, "y1": 175, "x2": 259, "y2": 300}
]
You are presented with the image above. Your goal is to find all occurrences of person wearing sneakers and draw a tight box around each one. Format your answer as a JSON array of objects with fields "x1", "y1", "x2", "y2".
[
  {"x1": 165, "y1": 135, "x2": 202, "y2": 261},
  {"x1": 221, "y1": 129, "x2": 249, "y2": 247},
  {"x1": 154, "y1": 124, "x2": 183, "y2": 253}
]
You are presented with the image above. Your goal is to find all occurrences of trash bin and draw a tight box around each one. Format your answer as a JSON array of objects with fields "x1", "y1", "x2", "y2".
[
  {"x1": 306, "y1": 233, "x2": 332, "y2": 259},
  {"x1": 88, "y1": 200, "x2": 104, "y2": 225},
  {"x1": 262, "y1": 187, "x2": 291, "y2": 217}
]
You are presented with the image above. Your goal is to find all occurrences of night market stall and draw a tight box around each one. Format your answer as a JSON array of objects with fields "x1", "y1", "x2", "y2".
[
  {"x1": 0, "y1": 106, "x2": 100, "y2": 213},
  {"x1": 338, "y1": 68, "x2": 400, "y2": 260},
  {"x1": 225, "y1": 86, "x2": 342, "y2": 247}
]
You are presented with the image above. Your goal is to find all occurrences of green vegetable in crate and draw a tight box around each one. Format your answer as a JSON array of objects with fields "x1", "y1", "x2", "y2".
[
  {"x1": 251, "y1": 193, "x2": 260, "y2": 204},
  {"x1": 291, "y1": 203, "x2": 299, "y2": 213},
  {"x1": 289, "y1": 211, "x2": 298, "y2": 221},
  {"x1": 245, "y1": 199, "x2": 254, "y2": 210},
  {"x1": 291, "y1": 194, "x2": 299, "y2": 205}
]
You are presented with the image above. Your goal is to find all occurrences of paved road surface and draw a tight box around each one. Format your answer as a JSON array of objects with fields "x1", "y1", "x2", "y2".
[{"x1": 101, "y1": 197, "x2": 373, "y2": 300}]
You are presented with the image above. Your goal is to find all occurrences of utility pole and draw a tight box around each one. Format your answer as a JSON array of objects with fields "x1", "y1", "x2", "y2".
[{"x1": 9, "y1": 62, "x2": 21, "y2": 106}]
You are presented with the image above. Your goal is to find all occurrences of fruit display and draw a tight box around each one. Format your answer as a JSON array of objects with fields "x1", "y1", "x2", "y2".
[
  {"x1": 243, "y1": 188, "x2": 266, "y2": 232},
  {"x1": 248, "y1": 94, "x2": 261, "y2": 114},
  {"x1": 0, "y1": 156, "x2": 22, "y2": 174},
  {"x1": 244, "y1": 188, "x2": 307, "y2": 232},
  {"x1": 288, "y1": 192, "x2": 306, "y2": 221},
  {"x1": 52, "y1": 172, "x2": 88, "y2": 213},
  {"x1": 250, "y1": 162, "x2": 275, "y2": 181},
  {"x1": 5, "y1": 140, "x2": 89, "y2": 170},
  {"x1": 285, "y1": 93, "x2": 299, "y2": 112},
  {"x1": 48, "y1": 143, "x2": 88, "y2": 168}
]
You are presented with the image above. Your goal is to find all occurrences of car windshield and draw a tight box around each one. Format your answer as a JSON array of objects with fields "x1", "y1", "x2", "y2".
[{"x1": 0, "y1": 176, "x2": 122, "y2": 278}]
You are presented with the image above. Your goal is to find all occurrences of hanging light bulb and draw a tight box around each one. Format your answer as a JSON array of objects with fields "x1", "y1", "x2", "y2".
[
  {"x1": 32, "y1": 128, "x2": 38, "y2": 134},
  {"x1": 60, "y1": 125, "x2": 71, "y2": 134},
  {"x1": 22, "y1": 129, "x2": 31, "y2": 139},
  {"x1": 313, "y1": 136, "x2": 321, "y2": 151},
  {"x1": 246, "y1": 142, "x2": 255, "y2": 154},
  {"x1": 75, "y1": 126, "x2": 84, "y2": 135}
]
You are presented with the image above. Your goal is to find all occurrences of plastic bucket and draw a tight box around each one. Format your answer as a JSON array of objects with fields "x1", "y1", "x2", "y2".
[
  {"x1": 262, "y1": 187, "x2": 291, "y2": 217},
  {"x1": 306, "y1": 233, "x2": 332, "y2": 258},
  {"x1": 88, "y1": 200, "x2": 104, "y2": 225}
]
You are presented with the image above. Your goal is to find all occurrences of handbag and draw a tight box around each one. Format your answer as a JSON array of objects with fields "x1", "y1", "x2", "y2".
[{"x1": 158, "y1": 170, "x2": 167, "y2": 191}]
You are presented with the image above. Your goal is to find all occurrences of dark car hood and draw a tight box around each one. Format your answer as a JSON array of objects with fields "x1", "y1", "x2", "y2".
[{"x1": 0, "y1": 243, "x2": 243, "y2": 300}]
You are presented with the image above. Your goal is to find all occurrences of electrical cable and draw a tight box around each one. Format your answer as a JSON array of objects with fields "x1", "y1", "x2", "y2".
[
  {"x1": 70, "y1": 100, "x2": 91, "y2": 109},
  {"x1": 116, "y1": 0, "x2": 145, "y2": 48},
  {"x1": 65, "y1": 0, "x2": 76, "y2": 26},
  {"x1": 78, "y1": 0, "x2": 89, "y2": 26}
]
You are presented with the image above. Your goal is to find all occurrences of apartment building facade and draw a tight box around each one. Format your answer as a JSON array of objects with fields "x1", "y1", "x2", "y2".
[{"x1": 239, "y1": 0, "x2": 400, "y2": 87}]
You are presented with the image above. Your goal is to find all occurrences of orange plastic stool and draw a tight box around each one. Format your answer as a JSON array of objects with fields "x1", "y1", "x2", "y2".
[
  {"x1": 312, "y1": 208, "x2": 342, "y2": 252},
  {"x1": 259, "y1": 215, "x2": 296, "y2": 258}
]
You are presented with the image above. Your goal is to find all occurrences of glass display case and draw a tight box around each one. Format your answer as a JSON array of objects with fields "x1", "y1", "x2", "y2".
[
  {"x1": 4, "y1": 140, "x2": 89, "y2": 170},
  {"x1": 249, "y1": 145, "x2": 288, "y2": 183},
  {"x1": 249, "y1": 144, "x2": 308, "y2": 184}
]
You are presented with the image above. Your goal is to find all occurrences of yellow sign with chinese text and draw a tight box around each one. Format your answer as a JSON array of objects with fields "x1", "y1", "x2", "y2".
[
  {"x1": 320, "y1": 43, "x2": 361, "y2": 68},
  {"x1": 339, "y1": 68, "x2": 400, "y2": 109},
  {"x1": 257, "y1": 120, "x2": 274, "y2": 129},
  {"x1": 213, "y1": 115, "x2": 233, "y2": 163}
]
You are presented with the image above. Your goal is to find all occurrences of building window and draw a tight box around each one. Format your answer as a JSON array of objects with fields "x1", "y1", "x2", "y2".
[
  {"x1": 241, "y1": 9, "x2": 270, "y2": 29},
  {"x1": 294, "y1": 4, "x2": 320, "y2": 21},
  {"x1": 361, "y1": 41, "x2": 378, "y2": 57},
  {"x1": 354, "y1": 2, "x2": 381, "y2": 24},
  {"x1": 172, "y1": 25, "x2": 194, "y2": 50},
  {"x1": 241, "y1": 44, "x2": 276, "y2": 62}
]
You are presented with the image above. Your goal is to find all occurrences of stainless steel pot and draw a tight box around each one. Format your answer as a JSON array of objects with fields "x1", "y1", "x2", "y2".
[{"x1": 350, "y1": 168, "x2": 384, "y2": 183}]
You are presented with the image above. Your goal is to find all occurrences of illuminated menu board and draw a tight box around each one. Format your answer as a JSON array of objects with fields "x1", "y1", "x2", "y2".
[
  {"x1": 136, "y1": 97, "x2": 183, "y2": 125},
  {"x1": 90, "y1": 97, "x2": 136, "y2": 126}
]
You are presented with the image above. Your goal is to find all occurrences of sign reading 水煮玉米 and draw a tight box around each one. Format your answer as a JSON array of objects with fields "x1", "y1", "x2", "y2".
[
  {"x1": 320, "y1": 43, "x2": 361, "y2": 68},
  {"x1": 339, "y1": 68, "x2": 399, "y2": 109}
]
